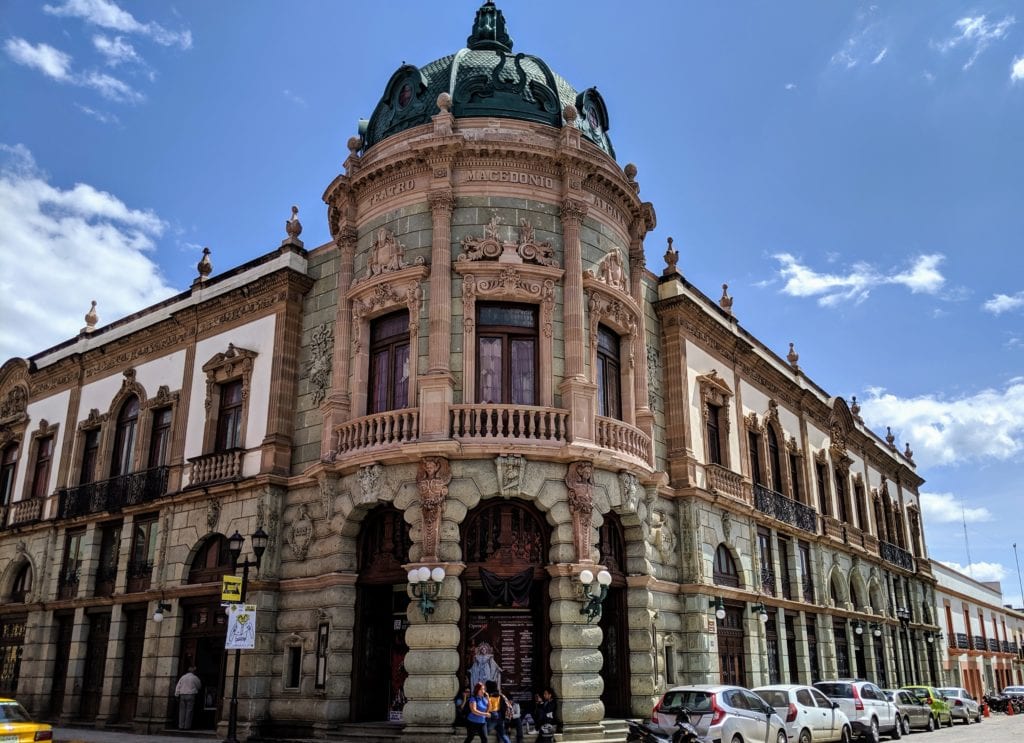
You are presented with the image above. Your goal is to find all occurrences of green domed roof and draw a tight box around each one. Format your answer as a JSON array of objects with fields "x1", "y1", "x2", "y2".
[{"x1": 361, "y1": 1, "x2": 614, "y2": 158}]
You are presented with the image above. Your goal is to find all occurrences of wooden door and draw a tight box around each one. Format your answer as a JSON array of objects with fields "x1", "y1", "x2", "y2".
[
  {"x1": 117, "y1": 606, "x2": 147, "y2": 723},
  {"x1": 353, "y1": 585, "x2": 408, "y2": 722},
  {"x1": 718, "y1": 605, "x2": 746, "y2": 686},
  {"x1": 49, "y1": 613, "x2": 74, "y2": 715},
  {"x1": 599, "y1": 588, "x2": 630, "y2": 717},
  {"x1": 178, "y1": 599, "x2": 227, "y2": 730},
  {"x1": 79, "y1": 612, "x2": 111, "y2": 720}
]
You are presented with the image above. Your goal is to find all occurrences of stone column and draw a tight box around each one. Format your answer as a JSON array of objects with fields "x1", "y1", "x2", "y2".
[
  {"x1": 793, "y1": 613, "x2": 811, "y2": 684},
  {"x1": 59, "y1": 607, "x2": 88, "y2": 725},
  {"x1": 321, "y1": 225, "x2": 356, "y2": 458},
  {"x1": 558, "y1": 198, "x2": 597, "y2": 444},
  {"x1": 419, "y1": 189, "x2": 456, "y2": 440},
  {"x1": 96, "y1": 602, "x2": 125, "y2": 726}
]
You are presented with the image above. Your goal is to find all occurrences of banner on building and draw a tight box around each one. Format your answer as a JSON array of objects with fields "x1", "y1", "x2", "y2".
[{"x1": 225, "y1": 603, "x2": 257, "y2": 649}]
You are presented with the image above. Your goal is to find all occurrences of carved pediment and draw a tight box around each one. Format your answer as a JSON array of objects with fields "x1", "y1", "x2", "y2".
[
  {"x1": 458, "y1": 215, "x2": 558, "y2": 268},
  {"x1": 585, "y1": 250, "x2": 628, "y2": 292}
]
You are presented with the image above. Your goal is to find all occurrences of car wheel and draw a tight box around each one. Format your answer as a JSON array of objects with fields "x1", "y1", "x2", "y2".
[
  {"x1": 900, "y1": 715, "x2": 910, "y2": 736},
  {"x1": 840, "y1": 726, "x2": 852, "y2": 743},
  {"x1": 776, "y1": 732, "x2": 787, "y2": 743},
  {"x1": 799, "y1": 729, "x2": 812, "y2": 743},
  {"x1": 925, "y1": 714, "x2": 934, "y2": 732},
  {"x1": 976, "y1": 712, "x2": 983, "y2": 723},
  {"x1": 731, "y1": 735, "x2": 743, "y2": 743},
  {"x1": 891, "y1": 715, "x2": 902, "y2": 740},
  {"x1": 946, "y1": 713, "x2": 954, "y2": 728},
  {"x1": 866, "y1": 717, "x2": 880, "y2": 743}
]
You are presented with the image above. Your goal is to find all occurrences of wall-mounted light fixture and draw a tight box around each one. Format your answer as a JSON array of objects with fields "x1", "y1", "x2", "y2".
[
  {"x1": 708, "y1": 597, "x2": 726, "y2": 621},
  {"x1": 407, "y1": 565, "x2": 446, "y2": 619},
  {"x1": 926, "y1": 631, "x2": 943, "y2": 644},
  {"x1": 750, "y1": 602, "x2": 769, "y2": 624},
  {"x1": 871, "y1": 622, "x2": 882, "y2": 638},
  {"x1": 577, "y1": 568, "x2": 612, "y2": 623},
  {"x1": 852, "y1": 619, "x2": 864, "y2": 636},
  {"x1": 896, "y1": 606, "x2": 911, "y2": 626},
  {"x1": 152, "y1": 601, "x2": 172, "y2": 623}
]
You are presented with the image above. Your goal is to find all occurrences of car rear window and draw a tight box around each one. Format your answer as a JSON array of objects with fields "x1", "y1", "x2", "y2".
[
  {"x1": 0, "y1": 703, "x2": 32, "y2": 722},
  {"x1": 937, "y1": 688, "x2": 958, "y2": 697},
  {"x1": 661, "y1": 691, "x2": 712, "y2": 713},
  {"x1": 909, "y1": 688, "x2": 930, "y2": 700},
  {"x1": 815, "y1": 683, "x2": 853, "y2": 698},
  {"x1": 756, "y1": 690, "x2": 789, "y2": 708}
]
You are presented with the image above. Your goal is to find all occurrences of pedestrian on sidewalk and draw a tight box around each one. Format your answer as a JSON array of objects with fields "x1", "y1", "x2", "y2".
[
  {"x1": 463, "y1": 681, "x2": 489, "y2": 743},
  {"x1": 174, "y1": 666, "x2": 202, "y2": 730}
]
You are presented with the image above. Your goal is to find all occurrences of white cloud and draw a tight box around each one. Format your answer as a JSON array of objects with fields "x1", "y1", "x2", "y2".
[
  {"x1": 81, "y1": 70, "x2": 142, "y2": 102},
  {"x1": 282, "y1": 89, "x2": 307, "y2": 107},
  {"x1": 935, "y1": 15, "x2": 1015, "y2": 70},
  {"x1": 784, "y1": 83, "x2": 797, "y2": 91},
  {"x1": 75, "y1": 103, "x2": 120, "y2": 125},
  {"x1": 1013, "y1": 56, "x2": 1024, "y2": 82},
  {"x1": 830, "y1": 9, "x2": 887, "y2": 71},
  {"x1": 871, "y1": 48, "x2": 888, "y2": 65},
  {"x1": 984, "y1": 290, "x2": 1024, "y2": 314},
  {"x1": 860, "y1": 379, "x2": 1024, "y2": 467},
  {"x1": 772, "y1": 253, "x2": 945, "y2": 306},
  {"x1": 920, "y1": 492, "x2": 992, "y2": 523},
  {"x1": 0, "y1": 144, "x2": 176, "y2": 361},
  {"x1": 4, "y1": 38, "x2": 73, "y2": 80},
  {"x1": 43, "y1": 0, "x2": 191, "y2": 49},
  {"x1": 940, "y1": 560, "x2": 1008, "y2": 582},
  {"x1": 92, "y1": 34, "x2": 140, "y2": 66}
]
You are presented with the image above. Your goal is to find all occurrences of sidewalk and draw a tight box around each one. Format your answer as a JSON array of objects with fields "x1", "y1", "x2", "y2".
[{"x1": 55, "y1": 727, "x2": 216, "y2": 742}]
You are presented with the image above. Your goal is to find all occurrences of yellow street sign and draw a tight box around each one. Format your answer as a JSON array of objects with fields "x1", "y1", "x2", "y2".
[{"x1": 221, "y1": 574, "x2": 242, "y2": 602}]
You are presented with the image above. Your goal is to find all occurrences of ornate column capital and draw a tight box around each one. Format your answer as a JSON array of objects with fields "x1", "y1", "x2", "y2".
[
  {"x1": 559, "y1": 198, "x2": 589, "y2": 224},
  {"x1": 428, "y1": 188, "x2": 455, "y2": 214},
  {"x1": 334, "y1": 225, "x2": 358, "y2": 252}
]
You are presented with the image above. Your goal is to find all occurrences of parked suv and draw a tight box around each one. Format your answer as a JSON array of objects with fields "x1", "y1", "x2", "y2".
[
  {"x1": 901, "y1": 685, "x2": 953, "y2": 727},
  {"x1": 938, "y1": 687, "x2": 982, "y2": 724},
  {"x1": 653, "y1": 684, "x2": 788, "y2": 743},
  {"x1": 813, "y1": 680, "x2": 899, "y2": 742}
]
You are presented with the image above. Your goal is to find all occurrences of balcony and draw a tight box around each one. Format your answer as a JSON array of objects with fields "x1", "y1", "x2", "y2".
[
  {"x1": 57, "y1": 568, "x2": 80, "y2": 601},
  {"x1": 58, "y1": 466, "x2": 169, "y2": 519},
  {"x1": 595, "y1": 416, "x2": 651, "y2": 462},
  {"x1": 1001, "y1": 640, "x2": 1011, "y2": 653},
  {"x1": 954, "y1": 633, "x2": 970, "y2": 650},
  {"x1": 754, "y1": 484, "x2": 818, "y2": 534},
  {"x1": 915, "y1": 557, "x2": 932, "y2": 577},
  {"x1": 988, "y1": 638, "x2": 1000, "y2": 652},
  {"x1": 705, "y1": 464, "x2": 748, "y2": 504},
  {"x1": 972, "y1": 635, "x2": 986, "y2": 651},
  {"x1": 879, "y1": 540, "x2": 915, "y2": 571},
  {"x1": 760, "y1": 566, "x2": 776, "y2": 596},
  {"x1": 188, "y1": 450, "x2": 242, "y2": 486},
  {"x1": 451, "y1": 404, "x2": 569, "y2": 445},
  {"x1": 126, "y1": 558, "x2": 153, "y2": 593},
  {"x1": 335, "y1": 408, "x2": 419, "y2": 454},
  {"x1": 822, "y1": 516, "x2": 845, "y2": 541},
  {"x1": 7, "y1": 498, "x2": 43, "y2": 527}
]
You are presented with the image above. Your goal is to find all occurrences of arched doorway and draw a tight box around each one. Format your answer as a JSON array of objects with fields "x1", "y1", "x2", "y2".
[
  {"x1": 598, "y1": 512, "x2": 630, "y2": 717},
  {"x1": 461, "y1": 500, "x2": 549, "y2": 718},
  {"x1": 352, "y1": 505, "x2": 411, "y2": 722},
  {"x1": 713, "y1": 544, "x2": 746, "y2": 685},
  {"x1": 178, "y1": 533, "x2": 232, "y2": 731}
]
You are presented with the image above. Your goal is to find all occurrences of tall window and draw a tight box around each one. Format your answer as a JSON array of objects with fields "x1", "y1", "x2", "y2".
[
  {"x1": 873, "y1": 496, "x2": 886, "y2": 540},
  {"x1": 758, "y1": 528, "x2": 775, "y2": 595},
  {"x1": 713, "y1": 544, "x2": 740, "y2": 588},
  {"x1": 147, "y1": 407, "x2": 172, "y2": 468},
  {"x1": 10, "y1": 564, "x2": 31, "y2": 603},
  {"x1": 706, "y1": 403, "x2": 724, "y2": 465},
  {"x1": 798, "y1": 540, "x2": 814, "y2": 603},
  {"x1": 79, "y1": 429, "x2": 100, "y2": 485},
  {"x1": 0, "y1": 444, "x2": 17, "y2": 507},
  {"x1": 854, "y1": 481, "x2": 869, "y2": 532},
  {"x1": 815, "y1": 461, "x2": 830, "y2": 516},
  {"x1": 788, "y1": 452, "x2": 802, "y2": 502},
  {"x1": 595, "y1": 325, "x2": 621, "y2": 419},
  {"x1": 777, "y1": 535, "x2": 793, "y2": 600},
  {"x1": 368, "y1": 311, "x2": 410, "y2": 413},
  {"x1": 95, "y1": 521, "x2": 121, "y2": 598},
  {"x1": 477, "y1": 304, "x2": 537, "y2": 405},
  {"x1": 748, "y1": 431, "x2": 764, "y2": 486},
  {"x1": 767, "y1": 427, "x2": 783, "y2": 493},
  {"x1": 30, "y1": 436, "x2": 53, "y2": 500},
  {"x1": 834, "y1": 470, "x2": 849, "y2": 523},
  {"x1": 111, "y1": 396, "x2": 139, "y2": 476},
  {"x1": 127, "y1": 515, "x2": 157, "y2": 592},
  {"x1": 58, "y1": 529, "x2": 85, "y2": 600},
  {"x1": 215, "y1": 380, "x2": 244, "y2": 452}
]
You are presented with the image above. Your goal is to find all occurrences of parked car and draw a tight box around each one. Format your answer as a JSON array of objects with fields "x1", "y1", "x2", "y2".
[
  {"x1": 938, "y1": 687, "x2": 982, "y2": 724},
  {"x1": 1002, "y1": 685, "x2": 1024, "y2": 697},
  {"x1": 754, "y1": 684, "x2": 853, "y2": 743},
  {"x1": 653, "y1": 684, "x2": 788, "y2": 743},
  {"x1": 0, "y1": 698, "x2": 53, "y2": 742},
  {"x1": 813, "y1": 680, "x2": 899, "y2": 743},
  {"x1": 884, "y1": 689, "x2": 938, "y2": 733},
  {"x1": 901, "y1": 685, "x2": 953, "y2": 727}
]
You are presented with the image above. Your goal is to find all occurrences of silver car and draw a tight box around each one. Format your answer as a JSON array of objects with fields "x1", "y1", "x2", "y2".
[
  {"x1": 937, "y1": 687, "x2": 982, "y2": 724},
  {"x1": 653, "y1": 684, "x2": 788, "y2": 743},
  {"x1": 754, "y1": 684, "x2": 853, "y2": 743}
]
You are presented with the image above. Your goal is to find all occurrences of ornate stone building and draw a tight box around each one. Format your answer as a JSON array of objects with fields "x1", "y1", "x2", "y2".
[{"x1": 0, "y1": 3, "x2": 940, "y2": 741}]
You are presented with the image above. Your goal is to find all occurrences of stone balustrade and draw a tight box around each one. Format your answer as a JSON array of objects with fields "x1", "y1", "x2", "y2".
[
  {"x1": 335, "y1": 408, "x2": 420, "y2": 454},
  {"x1": 595, "y1": 416, "x2": 651, "y2": 461},
  {"x1": 188, "y1": 449, "x2": 243, "y2": 486},
  {"x1": 450, "y1": 404, "x2": 569, "y2": 443},
  {"x1": 705, "y1": 463, "x2": 748, "y2": 504}
]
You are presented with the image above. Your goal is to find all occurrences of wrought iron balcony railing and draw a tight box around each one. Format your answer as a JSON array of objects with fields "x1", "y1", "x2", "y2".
[
  {"x1": 94, "y1": 561, "x2": 118, "y2": 598},
  {"x1": 58, "y1": 466, "x2": 169, "y2": 519},
  {"x1": 972, "y1": 635, "x2": 986, "y2": 651},
  {"x1": 879, "y1": 540, "x2": 915, "y2": 571},
  {"x1": 955, "y1": 633, "x2": 970, "y2": 649},
  {"x1": 754, "y1": 484, "x2": 818, "y2": 534},
  {"x1": 760, "y1": 566, "x2": 776, "y2": 596},
  {"x1": 57, "y1": 567, "x2": 80, "y2": 600}
]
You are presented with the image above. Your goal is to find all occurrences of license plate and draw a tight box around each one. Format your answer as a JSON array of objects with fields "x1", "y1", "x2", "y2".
[{"x1": 0, "y1": 735, "x2": 17, "y2": 743}]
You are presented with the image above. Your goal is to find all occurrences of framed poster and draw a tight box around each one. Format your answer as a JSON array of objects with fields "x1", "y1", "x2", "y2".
[{"x1": 466, "y1": 612, "x2": 534, "y2": 704}]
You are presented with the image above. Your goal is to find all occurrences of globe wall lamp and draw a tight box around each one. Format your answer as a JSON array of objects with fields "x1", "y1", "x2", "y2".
[
  {"x1": 852, "y1": 619, "x2": 864, "y2": 636},
  {"x1": 152, "y1": 601, "x2": 172, "y2": 623},
  {"x1": 896, "y1": 606, "x2": 911, "y2": 627},
  {"x1": 750, "y1": 602, "x2": 769, "y2": 624},
  {"x1": 871, "y1": 622, "x2": 883, "y2": 638},
  {"x1": 709, "y1": 597, "x2": 726, "y2": 621},
  {"x1": 926, "y1": 631, "x2": 943, "y2": 644},
  {"x1": 577, "y1": 568, "x2": 612, "y2": 623},
  {"x1": 225, "y1": 527, "x2": 268, "y2": 743},
  {"x1": 408, "y1": 565, "x2": 446, "y2": 619}
]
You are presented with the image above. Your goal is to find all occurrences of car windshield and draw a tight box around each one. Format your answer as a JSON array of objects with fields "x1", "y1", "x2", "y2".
[
  {"x1": 0, "y1": 702, "x2": 32, "y2": 722},
  {"x1": 937, "y1": 688, "x2": 958, "y2": 697},
  {"x1": 660, "y1": 690, "x2": 712, "y2": 713},
  {"x1": 815, "y1": 683, "x2": 853, "y2": 698},
  {"x1": 755, "y1": 690, "x2": 789, "y2": 708}
]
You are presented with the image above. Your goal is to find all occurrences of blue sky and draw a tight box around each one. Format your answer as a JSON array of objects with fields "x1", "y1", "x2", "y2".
[{"x1": 1, "y1": 1, "x2": 1022, "y2": 605}]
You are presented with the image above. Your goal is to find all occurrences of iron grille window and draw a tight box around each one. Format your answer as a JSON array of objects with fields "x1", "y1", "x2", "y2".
[
  {"x1": 713, "y1": 544, "x2": 740, "y2": 588},
  {"x1": 368, "y1": 311, "x2": 410, "y2": 413},
  {"x1": 58, "y1": 529, "x2": 84, "y2": 599},
  {"x1": 596, "y1": 325, "x2": 621, "y2": 419},
  {"x1": 94, "y1": 521, "x2": 121, "y2": 598},
  {"x1": 315, "y1": 623, "x2": 329, "y2": 690},
  {"x1": 127, "y1": 515, "x2": 157, "y2": 592}
]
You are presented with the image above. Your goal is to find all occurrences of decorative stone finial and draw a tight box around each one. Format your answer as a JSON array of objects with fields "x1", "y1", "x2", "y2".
[
  {"x1": 662, "y1": 237, "x2": 679, "y2": 276},
  {"x1": 437, "y1": 92, "x2": 452, "y2": 112},
  {"x1": 624, "y1": 162, "x2": 639, "y2": 192},
  {"x1": 467, "y1": 0, "x2": 513, "y2": 53},
  {"x1": 885, "y1": 426, "x2": 896, "y2": 450},
  {"x1": 904, "y1": 442, "x2": 914, "y2": 461},
  {"x1": 562, "y1": 103, "x2": 577, "y2": 124},
  {"x1": 347, "y1": 136, "x2": 362, "y2": 156},
  {"x1": 196, "y1": 247, "x2": 212, "y2": 282},
  {"x1": 719, "y1": 283, "x2": 733, "y2": 315},
  {"x1": 782, "y1": 341, "x2": 798, "y2": 368},
  {"x1": 850, "y1": 395, "x2": 862, "y2": 423},
  {"x1": 285, "y1": 205, "x2": 302, "y2": 239},
  {"x1": 82, "y1": 300, "x2": 98, "y2": 334}
]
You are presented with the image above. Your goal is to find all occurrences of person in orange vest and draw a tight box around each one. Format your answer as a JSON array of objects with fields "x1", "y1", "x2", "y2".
[{"x1": 485, "y1": 680, "x2": 511, "y2": 743}]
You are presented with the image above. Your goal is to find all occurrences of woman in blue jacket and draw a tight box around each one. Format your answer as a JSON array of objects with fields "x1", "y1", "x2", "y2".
[{"x1": 463, "y1": 681, "x2": 489, "y2": 743}]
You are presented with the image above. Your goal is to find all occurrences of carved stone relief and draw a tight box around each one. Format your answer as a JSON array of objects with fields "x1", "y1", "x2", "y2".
[
  {"x1": 308, "y1": 322, "x2": 333, "y2": 405},
  {"x1": 587, "y1": 293, "x2": 637, "y2": 367},
  {"x1": 366, "y1": 227, "x2": 423, "y2": 278},
  {"x1": 646, "y1": 344, "x2": 661, "y2": 412},
  {"x1": 207, "y1": 498, "x2": 221, "y2": 532},
  {"x1": 585, "y1": 249, "x2": 628, "y2": 292},
  {"x1": 357, "y1": 463, "x2": 385, "y2": 505},
  {"x1": 495, "y1": 454, "x2": 525, "y2": 498},
  {"x1": 565, "y1": 460, "x2": 595, "y2": 562},
  {"x1": 351, "y1": 282, "x2": 423, "y2": 355},
  {"x1": 458, "y1": 215, "x2": 558, "y2": 267},
  {"x1": 651, "y1": 511, "x2": 676, "y2": 560},
  {"x1": 417, "y1": 457, "x2": 451, "y2": 562},
  {"x1": 619, "y1": 471, "x2": 639, "y2": 514},
  {"x1": 287, "y1": 504, "x2": 314, "y2": 561},
  {"x1": 721, "y1": 511, "x2": 732, "y2": 543},
  {"x1": 318, "y1": 473, "x2": 337, "y2": 521}
]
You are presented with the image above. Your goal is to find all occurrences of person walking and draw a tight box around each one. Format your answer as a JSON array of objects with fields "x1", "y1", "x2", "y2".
[
  {"x1": 484, "y1": 680, "x2": 511, "y2": 743},
  {"x1": 463, "y1": 681, "x2": 489, "y2": 743},
  {"x1": 174, "y1": 666, "x2": 202, "y2": 730}
]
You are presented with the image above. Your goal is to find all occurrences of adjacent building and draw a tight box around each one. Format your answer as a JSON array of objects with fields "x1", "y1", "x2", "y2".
[{"x1": 0, "y1": 3, "x2": 942, "y2": 740}]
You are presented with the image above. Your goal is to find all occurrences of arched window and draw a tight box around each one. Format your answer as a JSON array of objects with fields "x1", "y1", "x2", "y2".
[
  {"x1": 111, "y1": 395, "x2": 140, "y2": 477},
  {"x1": 188, "y1": 534, "x2": 233, "y2": 584},
  {"x1": 357, "y1": 505, "x2": 411, "y2": 583},
  {"x1": 0, "y1": 444, "x2": 17, "y2": 507},
  {"x1": 767, "y1": 427, "x2": 783, "y2": 493},
  {"x1": 596, "y1": 325, "x2": 621, "y2": 420},
  {"x1": 598, "y1": 511, "x2": 627, "y2": 579},
  {"x1": 10, "y1": 563, "x2": 31, "y2": 603},
  {"x1": 850, "y1": 582, "x2": 862, "y2": 610},
  {"x1": 713, "y1": 544, "x2": 740, "y2": 588}
]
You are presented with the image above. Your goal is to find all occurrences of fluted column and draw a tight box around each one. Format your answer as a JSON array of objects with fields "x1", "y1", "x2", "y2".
[
  {"x1": 418, "y1": 189, "x2": 456, "y2": 440},
  {"x1": 558, "y1": 198, "x2": 597, "y2": 444},
  {"x1": 321, "y1": 226, "x2": 356, "y2": 459}
]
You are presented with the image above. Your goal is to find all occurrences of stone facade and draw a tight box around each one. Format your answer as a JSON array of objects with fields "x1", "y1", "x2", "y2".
[{"x1": 0, "y1": 4, "x2": 941, "y2": 742}]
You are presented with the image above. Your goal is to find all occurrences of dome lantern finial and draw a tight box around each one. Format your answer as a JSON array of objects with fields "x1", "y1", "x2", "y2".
[{"x1": 468, "y1": 0, "x2": 513, "y2": 52}]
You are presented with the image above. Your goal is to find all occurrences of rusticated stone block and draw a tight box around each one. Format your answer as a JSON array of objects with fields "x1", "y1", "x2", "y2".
[{"x1": 548, "y1": 647, "x2": 602, "y2": 673}]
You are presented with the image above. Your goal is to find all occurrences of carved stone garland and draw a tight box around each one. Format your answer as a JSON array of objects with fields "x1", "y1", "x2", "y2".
[
  {"x1": 417, "y1": 456, "x2": 451, "y2": 561},
  {"x1": 565, "y1": 460, "x2": 595, "y2": 562},
  {"x1": 351, "y1": 282, "x2": 422, "y2": 356},
  {"x1": 308, "y1": 322, "x2": 334, "y2": 405},
  {"x1": 458, "y1": 215, "x2": 558, "y2": 267}
]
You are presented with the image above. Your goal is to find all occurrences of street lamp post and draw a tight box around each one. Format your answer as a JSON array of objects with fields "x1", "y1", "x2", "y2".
[{"x1": 225, "y1": 527, "x2": 268, "y2": 743}]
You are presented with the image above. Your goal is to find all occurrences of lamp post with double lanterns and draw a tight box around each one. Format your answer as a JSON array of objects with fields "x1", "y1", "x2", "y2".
[{"x1": 225, "y1": 527, "x2": 268, "y2": 743}]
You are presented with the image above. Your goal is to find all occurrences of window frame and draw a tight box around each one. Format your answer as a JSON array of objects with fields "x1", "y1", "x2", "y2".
[
  {"x1": 595, "y1": 324, "x2": 622, "y2": 420},
  {"x1": 26, "y1": 424, "x2": 57, "y2": 502},
  {"x1": 475, "y1": 302, "x2": 539, "y2": 406},
  {"x1": 0, "y1": 443, "x2": 18, "y2": 508},
  {"x1": 109, "y1": 395, "x2": 140, "y2": 477},
  {"x1": 696, "y1": 372, "x2": 732, "y2": 469},
  {"x1": 200, "y1": 345, "x2": 258, "y2": 455},
  {"x1": 367, "y1": 310, "x2": 412, "y2": 414}
]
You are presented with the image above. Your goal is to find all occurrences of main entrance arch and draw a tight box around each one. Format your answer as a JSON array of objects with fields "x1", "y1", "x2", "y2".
[
  {"x1": 598, "y1": 512, "x2": 631, "y2": 717},
  {"x1": 460, "y1": 499, "x2": 549, "y2": 712}
]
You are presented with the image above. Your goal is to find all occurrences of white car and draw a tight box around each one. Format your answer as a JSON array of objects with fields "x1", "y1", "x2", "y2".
[
  {"x1": 653, "y1": 684, "x2": 788, "y2": 743},
  {"x1": 754, "y1": 685, "x2": 853, "y2": 743},
  {"x1": 813, "y1": 680, "x2": 899, "y2": 743}
]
